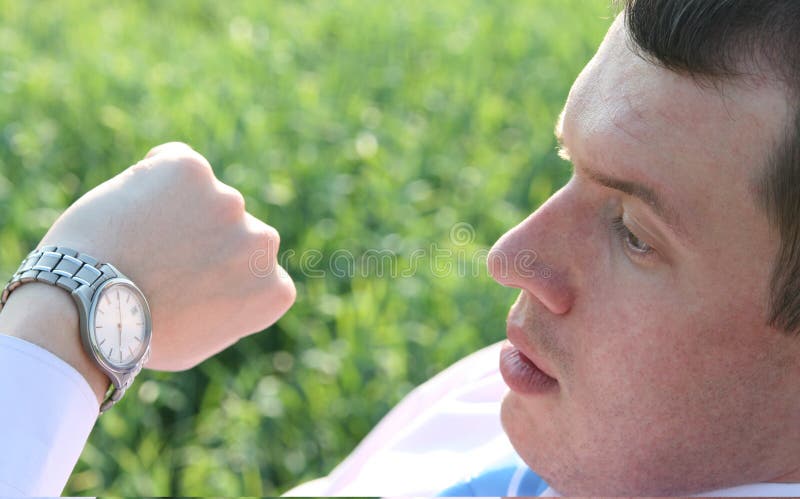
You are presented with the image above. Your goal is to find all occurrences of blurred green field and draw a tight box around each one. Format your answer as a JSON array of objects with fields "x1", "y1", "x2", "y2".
[{"x1": 0, "y1": 0, "x2": 612, "y2": 495}]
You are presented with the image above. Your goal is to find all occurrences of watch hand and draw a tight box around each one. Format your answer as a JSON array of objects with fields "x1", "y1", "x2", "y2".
[{"x1": 117, "y1": 291, "x2": 123, "y2": 352}]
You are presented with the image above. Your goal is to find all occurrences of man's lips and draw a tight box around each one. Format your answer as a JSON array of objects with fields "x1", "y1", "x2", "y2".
[
  {"x1": 505, "y1": 323, "x2": 558, "y2": 380},
  {"x1": 500, "y1": 324, "x2": 559, "y2": 394}
]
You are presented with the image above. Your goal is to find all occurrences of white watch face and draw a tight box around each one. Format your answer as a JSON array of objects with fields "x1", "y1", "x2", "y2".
[{"x1": 92, "y1": 282, "x2": 149, "y2": 368}]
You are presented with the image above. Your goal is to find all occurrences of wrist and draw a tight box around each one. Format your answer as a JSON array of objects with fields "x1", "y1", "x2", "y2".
[{"x1": 0, "y1": 282, "x2": 109, "y2": 405}]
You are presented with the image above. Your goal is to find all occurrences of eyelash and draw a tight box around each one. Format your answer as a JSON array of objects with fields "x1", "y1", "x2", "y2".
[{"x1": 611, "y1": 216, "x2": 654, "y2": 259}]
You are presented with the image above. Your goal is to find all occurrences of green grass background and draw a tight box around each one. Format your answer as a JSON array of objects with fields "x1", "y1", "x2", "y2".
[{"x1": 0, "y1": 1, "x2": 612, "y2": 495}]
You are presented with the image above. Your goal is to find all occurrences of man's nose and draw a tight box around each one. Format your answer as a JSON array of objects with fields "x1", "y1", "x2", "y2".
[{"x1": 487, "y1": 196, "x2": 575, "y2": 315}]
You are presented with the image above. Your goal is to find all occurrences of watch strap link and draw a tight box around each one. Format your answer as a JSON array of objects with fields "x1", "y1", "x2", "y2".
[
  {"x1": 100, "y1": 359, "x2": 146, "y2": 413},
  {"x1": 1, "y1": 245, "x2": 119, "y2": 311},
  {"x1": 0, "y1": 245, "x2": 142, "y2": 414}
]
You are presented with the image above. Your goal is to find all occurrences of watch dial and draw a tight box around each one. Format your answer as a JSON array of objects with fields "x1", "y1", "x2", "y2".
[{"x1": 93, "y1": 284, "x2": 148, "y2": 367}]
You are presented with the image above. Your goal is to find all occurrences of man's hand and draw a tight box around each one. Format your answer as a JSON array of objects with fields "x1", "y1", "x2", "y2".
[{"x1": 0, "y1": 142, "x2": 296, "y2": 399}]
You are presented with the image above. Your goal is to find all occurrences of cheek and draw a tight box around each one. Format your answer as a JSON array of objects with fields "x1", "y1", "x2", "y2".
[
  {"x1": 566, "y1": 264, "x2": 777, "y2": 446},
  {"x1": 557, "y1": 261, "x2": 719, "y2": 447}
]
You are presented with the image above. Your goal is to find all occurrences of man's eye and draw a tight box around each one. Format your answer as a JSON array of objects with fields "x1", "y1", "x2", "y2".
[{"x1": 611, "y1": 216, "x2": 653, "y2": 256}]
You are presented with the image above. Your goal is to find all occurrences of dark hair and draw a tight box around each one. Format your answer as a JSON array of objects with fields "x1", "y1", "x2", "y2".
[{"x1": 621, "y1": 0, "x2": 800, "y2": 334}]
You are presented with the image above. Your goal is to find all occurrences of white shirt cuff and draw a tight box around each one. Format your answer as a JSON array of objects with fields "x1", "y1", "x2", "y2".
[{"x1": 0, "y1": 334, "x2": 98, "y2": 496}]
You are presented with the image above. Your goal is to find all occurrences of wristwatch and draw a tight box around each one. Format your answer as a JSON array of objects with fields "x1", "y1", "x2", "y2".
[{"x1": 0, "y1": 245, "x2": 152, "y2": 413}]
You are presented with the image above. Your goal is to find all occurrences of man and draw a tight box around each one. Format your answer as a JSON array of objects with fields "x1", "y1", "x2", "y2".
[{"x1": 2, "y1": 0, "x2": 800, "y2": 495}]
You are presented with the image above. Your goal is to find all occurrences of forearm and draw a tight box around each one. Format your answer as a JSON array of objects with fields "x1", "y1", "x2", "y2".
[{"x1": 0, "y1": 283, "x2": 108, "y2": 405}]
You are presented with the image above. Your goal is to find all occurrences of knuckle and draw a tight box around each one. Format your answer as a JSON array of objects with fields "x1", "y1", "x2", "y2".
[
  {"x1": 171, "y1": 151, "x2": 214, "y2": 180},
  {"x1": 217, "y1": 185, "x2": 246, "y2": 219},
  {"x1": 280, "y1": 273, "x2": 297, "y2": 305},
  {"x1": 250, "y1": 223, "x2": 281, "y2": 258},
  {"x1": 256, "y1": 267, "x2": 296, "y2": 321},
  {"x1": 146, "y1": 144, "x2": 214, "y2": 182},
  {"x1": 127, "y1": 158, "x2": 153, "y2": 176},
  {"x1": 144, "y1": 141, "x2": 194, "y2": 159},
  {"x1": 258, "y1": 224, "x2": 281, "y2": 251}
]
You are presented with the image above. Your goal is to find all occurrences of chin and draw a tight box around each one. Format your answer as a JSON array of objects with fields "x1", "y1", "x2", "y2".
[
  {"x1": 499, "y1": 391, "x2": 610, "y2": 496},
  {"x1": 500, "y1": 393, "x2": 718, "y2": 496},
  {"x1": 499, "y1": 390, "x2": 564, "y2": 489}
]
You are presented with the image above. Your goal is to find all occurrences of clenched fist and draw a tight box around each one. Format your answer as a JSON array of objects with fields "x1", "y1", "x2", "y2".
[{"x1": 0, "y1": 142, "x2": 295, "y2": 399}]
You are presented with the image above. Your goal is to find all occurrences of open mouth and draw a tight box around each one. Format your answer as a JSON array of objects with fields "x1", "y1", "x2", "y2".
[{"x1": 499, "y1": 340, "x2": 559, "y2": 394}]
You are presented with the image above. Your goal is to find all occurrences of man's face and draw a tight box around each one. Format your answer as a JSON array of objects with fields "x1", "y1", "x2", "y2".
[{"x1": 488, "y1": 15, "x2": 800, "y2": 495}]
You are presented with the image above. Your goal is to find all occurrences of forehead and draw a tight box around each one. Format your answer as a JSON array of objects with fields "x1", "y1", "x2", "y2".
[{"x1": 560, "y1": 16, "x2": 789, "y2": 238}]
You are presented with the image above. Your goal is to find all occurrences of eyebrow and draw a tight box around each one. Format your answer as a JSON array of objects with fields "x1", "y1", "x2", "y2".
[{"x1": 554, "y1": 117, "x2": 686, "y2": 237}]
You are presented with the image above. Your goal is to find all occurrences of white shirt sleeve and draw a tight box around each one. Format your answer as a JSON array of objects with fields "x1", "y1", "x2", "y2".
[{"x1": 0, "y1": 334, "x2": 98, "y2": 496}]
